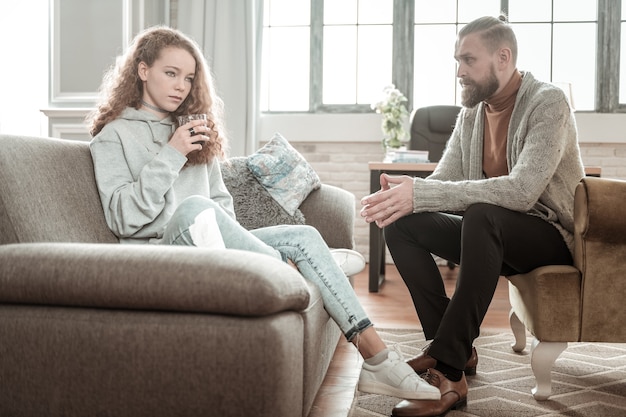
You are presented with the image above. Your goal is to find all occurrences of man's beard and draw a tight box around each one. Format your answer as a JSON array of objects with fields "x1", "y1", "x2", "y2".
[{"x1": 460, "y1": 66, "x2": 499, "y2": 108}]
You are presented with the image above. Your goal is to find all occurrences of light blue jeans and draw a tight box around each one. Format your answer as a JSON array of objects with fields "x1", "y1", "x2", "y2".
[{"x1": 160, "y1": 195, "x2": 372, "y2": 341}]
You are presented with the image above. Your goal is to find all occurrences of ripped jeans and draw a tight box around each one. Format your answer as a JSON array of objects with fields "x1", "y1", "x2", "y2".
[{"x1": 160, "y1": 195, "x2": 372, "y2": 341}]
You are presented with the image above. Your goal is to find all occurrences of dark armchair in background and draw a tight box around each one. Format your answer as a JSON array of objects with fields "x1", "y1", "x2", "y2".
[
  {"x1": 410, "y1": 105, "x2": 461, "y2": 162},
  {"x1": 410, "y1": 105, "x2": 461, "y2": 270}
]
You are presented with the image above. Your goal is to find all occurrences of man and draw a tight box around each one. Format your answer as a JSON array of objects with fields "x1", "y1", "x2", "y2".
[{"x1": 360, "y1": 15, "x2": 584, "y2": 417}]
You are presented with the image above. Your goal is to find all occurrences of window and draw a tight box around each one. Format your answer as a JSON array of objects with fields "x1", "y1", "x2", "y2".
[
  {"x1": 507, "y1": 0, "x2": 597, "y2": 111},
  {"x1": 261, "y1": 0, "x2": 393, "y2": 112},
  {"x1": 261, "y1": 0, "x2": 311, "y2": 111},
  {"x1": 262, "y1": 0, "x2": 615, "y2": 113},
  {"x1": 322, "y1": 0, "x2": 393, "y2": 106},
  {"x1": 412, "y1": 0, "x2": 502, "y2": 109}
]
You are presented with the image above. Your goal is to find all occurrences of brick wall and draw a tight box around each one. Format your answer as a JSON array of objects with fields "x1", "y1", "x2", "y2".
[
  {"x1": 290, "y1": 141, "x2": 626, "y2": 262},
  {"x1": 579, "y1": 142, "x2": 626, "y2": 179}
]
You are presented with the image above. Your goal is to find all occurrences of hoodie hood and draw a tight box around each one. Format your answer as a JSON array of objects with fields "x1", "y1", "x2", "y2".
[{"x1": 119, "y1": 107, "x2": 175, "y2": 144}]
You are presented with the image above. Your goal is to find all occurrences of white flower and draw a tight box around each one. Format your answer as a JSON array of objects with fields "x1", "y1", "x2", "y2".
[{"x1": 371, "y1": 85, "x2": 409, "y2": 149}]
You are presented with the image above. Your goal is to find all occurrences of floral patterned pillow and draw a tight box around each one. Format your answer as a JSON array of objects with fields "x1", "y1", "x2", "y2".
[{"x1": 247, "y1": 132, "x2": 321, "y2": 216}]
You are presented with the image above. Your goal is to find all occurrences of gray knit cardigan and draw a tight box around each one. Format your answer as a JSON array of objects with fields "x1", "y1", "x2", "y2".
[{"x1": 414, "y1": 72, "x2": 585, "y2": 255}]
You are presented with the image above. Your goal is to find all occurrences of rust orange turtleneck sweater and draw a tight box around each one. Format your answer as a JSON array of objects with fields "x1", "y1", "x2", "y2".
[{"x1": 482, "y1": 70, "x2": 522, "y2": 178}]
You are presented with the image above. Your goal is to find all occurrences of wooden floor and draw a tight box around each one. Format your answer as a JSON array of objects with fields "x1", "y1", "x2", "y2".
[{"x1": 308, "y1": 263, "x2": 512, "y2": 417}]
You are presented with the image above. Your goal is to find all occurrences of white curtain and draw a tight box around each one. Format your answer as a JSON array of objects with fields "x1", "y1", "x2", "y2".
[{"x1": 177, "y1": 0, "x2": 264, "y2": 156}]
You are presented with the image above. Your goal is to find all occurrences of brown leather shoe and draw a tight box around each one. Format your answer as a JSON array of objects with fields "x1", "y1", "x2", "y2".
[
  {"x1": 406, "y1": 345, "x2": 478, "y2": 376},
  {"x1": 391, "y1": 369, "x2": 468, "y2": 417}
]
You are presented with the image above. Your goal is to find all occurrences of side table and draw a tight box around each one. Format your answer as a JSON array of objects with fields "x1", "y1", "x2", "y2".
[{"x1": 368, "y1": 162, "x2": 436, "y2": 292}]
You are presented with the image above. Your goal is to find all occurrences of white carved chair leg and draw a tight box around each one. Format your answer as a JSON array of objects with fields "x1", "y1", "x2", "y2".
[
  {"x1": 529, "y1": 339, "x2": 567, "y2": 400},
  {"x1": 509, "y1": 308, "x2": 527, "y2": 352}
]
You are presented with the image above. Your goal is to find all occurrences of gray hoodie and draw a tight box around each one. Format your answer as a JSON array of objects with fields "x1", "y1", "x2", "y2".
[
  {"x1": 90, "y1": 107, "x2": 235, "y2": 244},
  {"x1": 413, "y1": 72, "x2": 585, "y2": 255}
]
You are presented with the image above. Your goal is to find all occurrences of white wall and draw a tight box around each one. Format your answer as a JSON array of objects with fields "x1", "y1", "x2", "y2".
[
  {"x1": 0, "y1": 1, "x2": 49, "y2": 137},
  {"x1": 259, "y1": 112, "x2": 626, "y2": 145},
  {"x1": 575, "y1": 112, "x2": 626, "y2": 143}
]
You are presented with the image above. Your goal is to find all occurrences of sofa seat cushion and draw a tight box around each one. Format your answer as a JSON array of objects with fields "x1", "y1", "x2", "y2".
[
  {"x1": 508, "y1": 265, "x2": 582, "y2": 342},
  {"x1": 0, "y1": 243, "x2": 311, "y2": 316}
]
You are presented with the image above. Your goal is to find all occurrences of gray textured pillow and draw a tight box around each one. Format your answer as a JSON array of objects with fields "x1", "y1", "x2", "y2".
[{"x1": 220, "y1": 157, "x2": 306, "y2": 230}]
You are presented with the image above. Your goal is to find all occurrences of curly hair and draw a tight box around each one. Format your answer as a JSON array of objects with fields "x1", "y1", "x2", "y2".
[{"x1": 87, "y1": 25, "x2": 228, "y2": 164}]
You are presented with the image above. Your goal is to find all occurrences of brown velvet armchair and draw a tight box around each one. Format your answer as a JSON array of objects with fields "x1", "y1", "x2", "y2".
[{"x1": 507, "y1": 176, "x2": 626, "y2": 400}]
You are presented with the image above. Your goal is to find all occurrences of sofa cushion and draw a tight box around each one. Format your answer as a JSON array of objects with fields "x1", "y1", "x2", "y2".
[
  {"x1": 0, "y1": 135, "x2": 118, "y2": 245},
  {"x1": 246, "y1": 133, "x2": 321, "y2": 216},
  {"x1": 0, "y1": 243, "x2": 311, "y2": 316},
  {"x1": 221, "y1": 157, "x2": 306, "y2": 230}
]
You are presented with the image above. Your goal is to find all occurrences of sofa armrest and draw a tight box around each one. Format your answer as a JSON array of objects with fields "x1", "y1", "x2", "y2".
[
  {"x1": 299, "y1": 184, "x2": 356, "y2": 249},
  {"x1": 573, "y1": 177, "x2": 626, "y2": 341},
  {"x1": 574, "y1": 177, "x2": 626, "y2": 246},
  {"x1": 0, "y1": 243, "x2": 310, "y2": 316}
]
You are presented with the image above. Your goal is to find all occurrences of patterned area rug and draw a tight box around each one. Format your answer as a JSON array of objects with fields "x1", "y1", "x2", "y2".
[{"x1": 350, "y1": 329, "x2": 626, "y2": 417}]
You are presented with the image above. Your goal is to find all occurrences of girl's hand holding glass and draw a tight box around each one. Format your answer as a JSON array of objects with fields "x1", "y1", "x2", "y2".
[{"x1": 171, "y1": 114, "x2": 210, "y2": 155}]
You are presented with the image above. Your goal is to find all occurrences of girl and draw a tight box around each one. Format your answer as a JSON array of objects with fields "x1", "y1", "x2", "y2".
[{"x1": 88, "y1": 25, "x2": 439, "y2": 402}]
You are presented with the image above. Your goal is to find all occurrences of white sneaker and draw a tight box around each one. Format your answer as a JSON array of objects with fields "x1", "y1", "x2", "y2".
[
  {"x1": 330, "y1": 248, "x2": 366, "y2": 276},
  {"x1": 358, "y1": 350, "x2": 441, "y2": 400}
]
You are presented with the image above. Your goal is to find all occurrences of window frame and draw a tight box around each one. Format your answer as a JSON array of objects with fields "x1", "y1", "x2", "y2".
[
  {"x1": 597, "y1": 0, "x2": 622, "y2": 112},
  {"x1": 309, "y1": 0, "x2": 408, "y2": 113}
]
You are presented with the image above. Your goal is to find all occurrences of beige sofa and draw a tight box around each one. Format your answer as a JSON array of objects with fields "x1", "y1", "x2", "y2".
[{"x1": 0, "y1": 134, "x2": 357, "y2": 417}]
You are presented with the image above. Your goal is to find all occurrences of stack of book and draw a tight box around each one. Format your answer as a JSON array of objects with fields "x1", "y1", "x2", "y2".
[{"x1": 384, "y1": 149, "x2": 429, "y2": 163}]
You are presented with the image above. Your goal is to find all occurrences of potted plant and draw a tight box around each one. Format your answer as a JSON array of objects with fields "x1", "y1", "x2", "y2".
[{"x1": 371, "y1": 85, "x2": 409, "y2": 152}]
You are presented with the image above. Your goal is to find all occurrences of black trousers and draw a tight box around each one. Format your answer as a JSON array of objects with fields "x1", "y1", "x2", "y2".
[{"x1": 384, "y1": 203, "x2": 573, "y2": 371}]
